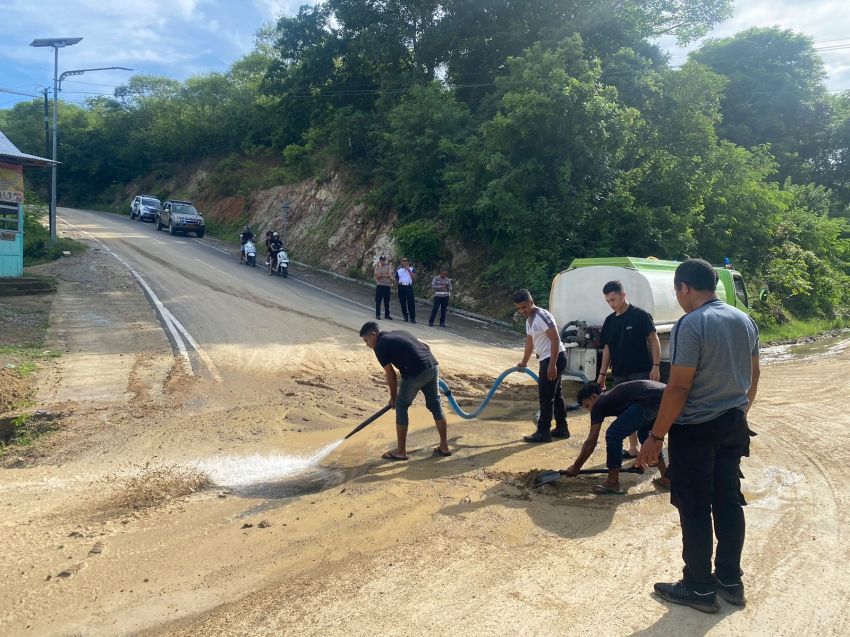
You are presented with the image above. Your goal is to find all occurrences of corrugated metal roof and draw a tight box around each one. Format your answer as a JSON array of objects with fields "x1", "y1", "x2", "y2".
[{"x1": 0, "y1": 130, "x2": 56, "y2": 166}]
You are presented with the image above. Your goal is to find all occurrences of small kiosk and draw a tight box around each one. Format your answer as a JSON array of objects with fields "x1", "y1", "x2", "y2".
[{"x1": 0, "y1": 130, "x2": 55, "y2": 278}]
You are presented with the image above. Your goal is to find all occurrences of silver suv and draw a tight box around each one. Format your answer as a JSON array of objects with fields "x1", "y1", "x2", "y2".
[
  {"x1": 130, "y1": 195, "x2": 162, "y2": 222},
  {"x1": 156, "y1": 200, "x2": 206, "y2": 237}
]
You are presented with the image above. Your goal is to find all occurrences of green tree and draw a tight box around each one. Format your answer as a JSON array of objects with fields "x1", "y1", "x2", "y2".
[
  {"x1": 691, "y1": 27, "x2": 830, "y2": 183},
  {"x1": 376, "y1": 83, "x2": 470, "y2": 218}
]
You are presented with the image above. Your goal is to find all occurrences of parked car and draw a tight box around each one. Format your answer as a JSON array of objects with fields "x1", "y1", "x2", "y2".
[
  {"x1": 130, "y1": 195, "x2": 162, "y2": 222},
  {"x1": 156, "y1": 200, "x2": 205, "y2": 237}
]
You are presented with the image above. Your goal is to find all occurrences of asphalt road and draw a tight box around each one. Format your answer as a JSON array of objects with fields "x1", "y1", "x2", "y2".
[{"x1": 57, "y1": 207, "x2": 521, "y2": 383}]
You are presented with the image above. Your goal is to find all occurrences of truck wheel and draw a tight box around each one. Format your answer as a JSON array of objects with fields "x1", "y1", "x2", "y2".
[
  {"x1": 196, "y1": 229, "x2": 205, "y2": 238},
  {"x1": 169, "y1": 222, "x2": 177, "y2": 236}
]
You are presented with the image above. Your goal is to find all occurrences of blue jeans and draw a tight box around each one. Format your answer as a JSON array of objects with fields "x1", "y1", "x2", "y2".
[
  {"x1": 396, "y1": 365, "x2": 444, "y2": 427},
  {"x1": 605, "y1": 403, "x2": 657, "y2": 469}
]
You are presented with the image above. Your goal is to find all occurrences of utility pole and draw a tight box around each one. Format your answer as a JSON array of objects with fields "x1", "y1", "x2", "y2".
[
  {"x1": 282, "y1": 201, "x2": 290, "y2": 246},
  {"x1": 43, "y1": 88, "x2": 51, "y2": 207}
]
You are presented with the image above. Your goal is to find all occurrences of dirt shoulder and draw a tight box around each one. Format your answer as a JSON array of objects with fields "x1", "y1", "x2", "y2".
[{"x1": 1, "y1": 226, "x2": 849, "y2": 636}]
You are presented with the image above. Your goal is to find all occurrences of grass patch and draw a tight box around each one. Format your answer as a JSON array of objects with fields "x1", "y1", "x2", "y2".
[
  {"x1": 760, "y1": 317, "x2": 850, "y2": 343},
  {"x1": 202, "y1": 215, "x2": 246, "y2": 243},
  {"x1": 23, "y1": 195, "x2": 88, "y2": 266}
]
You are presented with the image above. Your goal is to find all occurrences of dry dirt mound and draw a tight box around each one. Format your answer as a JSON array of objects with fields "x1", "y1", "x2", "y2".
[{"x1": 0, "y1": 368, "x2": 30, "y2": 413}]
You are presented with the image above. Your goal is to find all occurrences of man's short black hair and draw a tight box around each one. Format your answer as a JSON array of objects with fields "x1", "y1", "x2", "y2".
[
  {"x1": 674, "y1": 258, "x2": 718, "y2": 292},
  {"x1": 512, "y1": 289, "x2": 532, "y2": 304},
  {"x1": 359, "y1": 321, "x2": 380, "y2": 337},
  {"x1": 602, "y1": 280, "x2": 624, "y2": 295},
  {"x1": 576, "y1": 382, "x2": 603, "y2": 403}
]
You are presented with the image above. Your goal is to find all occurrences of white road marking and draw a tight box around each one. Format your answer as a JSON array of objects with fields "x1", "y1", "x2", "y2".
[
  {"x1": 193, "y1": 257, "x2": 227, "y2": 276},
  {"x1": 158, "y1": 305, "x2": 223, "y2": 383},
  {"x1": 289, "y1": 275, "x2": 374, "y2": 312},
  {"x1": 196, "y1": 239, "x2": 231, "y2": 255},
  {"x1": 58, "y1": 217, "x2": 222, "y2": 379}
]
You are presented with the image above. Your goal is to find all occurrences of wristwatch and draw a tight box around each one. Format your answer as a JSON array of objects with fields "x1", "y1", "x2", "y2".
[{"x1": 649, "y1": 431, "x2": 664, "y2": 442}]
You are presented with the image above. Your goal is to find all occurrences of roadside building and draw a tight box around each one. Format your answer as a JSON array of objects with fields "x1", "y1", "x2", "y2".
[{"x1": 0, "y1": 130, "x2": 55, "y2": 278}]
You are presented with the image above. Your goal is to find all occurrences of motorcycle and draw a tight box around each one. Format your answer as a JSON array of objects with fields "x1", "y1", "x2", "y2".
[
  {"x1": 242, "y1": 240, "x2": 257, "y2": 267},
  {"x1": 274, "y1": 249, "x2": 290, "y2": 277}
]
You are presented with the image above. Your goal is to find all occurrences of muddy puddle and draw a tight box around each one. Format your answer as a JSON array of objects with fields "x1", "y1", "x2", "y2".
[{"x1": 761, "y1": 332, "x2": 850, "y2": 365}]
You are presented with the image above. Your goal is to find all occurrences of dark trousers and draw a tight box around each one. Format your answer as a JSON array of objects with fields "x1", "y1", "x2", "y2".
[
  {"x1": 536, "y1": 351, "x2": 568, "y2": 432},
  {"x1": 605, "y1": 403, "x2": 657, "y2": 469},
  {"x1": 375, "y1": 285, "x2": 391, "y2": 318},
  {"x1": 613, "y1": 370, "x2": 650, "y2": 385},
  {"x1": 668, "y1": 409, "x2": 750, "y2": 589},
  {"x1": 398, "y1": 285, "x2": 415, "y2": 320},
  {"x1": 429, "y1": 296, "x2": 448, "y2": 326}
]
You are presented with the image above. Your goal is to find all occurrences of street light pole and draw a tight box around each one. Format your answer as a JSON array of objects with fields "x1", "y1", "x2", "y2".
[
  {"x1": 30, "y1": 37, "x2": 83, "y2": 242},
  {"x1": 44, "y1": 88, "x2": 51, "y2": 208},
  {"x1": 58, "y1": 66, "x2": 133, "y2": 91},
  {"x1": 282, "y1": 202, "x2": 290, "y2": 246},
  {"x1": 50, "y1": 44, "x2": 59, "y2": 242}
]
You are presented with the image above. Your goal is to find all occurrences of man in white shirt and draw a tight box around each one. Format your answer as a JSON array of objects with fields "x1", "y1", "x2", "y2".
[
  {"x1": 514, "y1": 289, "x2": 570, "y2": 443},
  {"x1": 396, "y1": 257, "x2": 417, "y2": 323}
]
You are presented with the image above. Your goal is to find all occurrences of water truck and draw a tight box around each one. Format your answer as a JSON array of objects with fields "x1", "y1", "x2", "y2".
[{"x1": 548, "y1": 257, "x2": 750, "y2": 382}]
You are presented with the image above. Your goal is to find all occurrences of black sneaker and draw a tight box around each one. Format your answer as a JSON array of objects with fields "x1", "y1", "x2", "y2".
[
  {"x1": 410, "y1": 319, "x2": 417, "y2": 324},
  {"x1": 551, "y1": 426, "x2": 571, "y2": 439},
  {"x1": 384, "y1": 316, "x2": 394, "y2": 320},
  {"x1": 429, "y1": 323, "x2": 434, "y2": 327},
  {"x1": 713, "y1": 574, "x2": 746, "y2": 606},
  {"x1": 403, "y1": 317, "x2": 409, "y2": 322},
  {"x1": 653, "y1": 581, "x2": 720, "y2": 614},
  {"x1": 522, "y1": 431, "x2": 552, "y2": 443}
]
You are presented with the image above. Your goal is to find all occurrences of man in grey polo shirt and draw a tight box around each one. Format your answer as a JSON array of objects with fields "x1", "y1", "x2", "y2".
[{"x1": 637, "y1": 259, "x2": 760, "y2": 613}]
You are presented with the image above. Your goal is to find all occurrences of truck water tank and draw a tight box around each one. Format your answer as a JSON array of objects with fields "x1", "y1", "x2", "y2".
[{"x1": 549, "y1": 265, "x2": 727, "y2": 328}]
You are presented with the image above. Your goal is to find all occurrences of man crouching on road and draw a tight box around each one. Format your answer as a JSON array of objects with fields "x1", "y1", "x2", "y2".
[
  {"x1": 637, "y1": 258, "x2": 760, "y2": 613},
  {"x1": 564, "y1": 380, "x2": 669, "y2": 494},
  {"x1": 513, "y1": 289, "x2": 570, "y2": 442},
  {"x1": 360, "y1": 321, "x2": 450, "y2": 460}
]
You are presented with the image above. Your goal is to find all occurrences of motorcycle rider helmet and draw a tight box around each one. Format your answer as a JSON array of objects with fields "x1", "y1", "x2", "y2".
[{"x1": 273, "y1": 232, "x2": 279, "y2": 238}]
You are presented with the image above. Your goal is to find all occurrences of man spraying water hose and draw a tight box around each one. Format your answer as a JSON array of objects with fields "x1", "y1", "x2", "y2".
[{"x1": 360, "y1": 322, "x2": 450, "y2": 460}]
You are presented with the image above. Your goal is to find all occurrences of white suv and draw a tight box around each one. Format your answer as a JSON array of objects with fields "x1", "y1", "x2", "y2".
[{"x1": 131, "y1": 195, "x2": 162, "y2": 222}]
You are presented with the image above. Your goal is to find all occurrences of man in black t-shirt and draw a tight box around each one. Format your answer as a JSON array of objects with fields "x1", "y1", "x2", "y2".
[
  {"x1": 267, "y1": 233, "x2": 283, "y2": 275},
  {"x1": 597, "y1": 280, "x2": 662, "y2": 458},
  {"x1": 564, "y1": 380, "x2": 669, "y2": 494},
  {"x1": 360, "y1": 322, "x2": 450, "y2": 460}
]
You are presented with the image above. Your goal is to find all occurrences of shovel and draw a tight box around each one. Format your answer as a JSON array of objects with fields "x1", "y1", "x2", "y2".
[
  {"x1": 344, "y1": 405, "x2": 393, "y2": 440},
  {"x1": 534, "y1": 465, "x2": 645, "y2": 487}
]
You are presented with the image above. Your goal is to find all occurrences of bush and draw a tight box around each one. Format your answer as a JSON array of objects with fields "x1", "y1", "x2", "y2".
[
  {"x1": 22, "y1": 194, "x2": 85, "y2": 266},
  {"x1": 392, "y1": 220, "x2": 445, "y2": 270}
]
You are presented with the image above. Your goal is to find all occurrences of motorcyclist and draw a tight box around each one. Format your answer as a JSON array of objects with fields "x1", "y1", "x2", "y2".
[
  {"x1": 239, "y1": 226, "x2": 254, "y2": 263},
  {"x1": 268, "y1": 232, "x2": 283, "y2": 275}
]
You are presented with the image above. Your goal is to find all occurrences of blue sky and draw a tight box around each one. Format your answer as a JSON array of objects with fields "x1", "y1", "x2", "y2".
[
  {"x1": 0, "y1": 0, "x2": 302, "y2": 109},
  {"x1": 2, "y1": 0, "x2": 849, "y2": 111}
]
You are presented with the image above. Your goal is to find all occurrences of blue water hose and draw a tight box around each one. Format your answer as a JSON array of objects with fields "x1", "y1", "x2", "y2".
[{"x1": 438, "y1": 367, "x2": 539, "y2": 420}]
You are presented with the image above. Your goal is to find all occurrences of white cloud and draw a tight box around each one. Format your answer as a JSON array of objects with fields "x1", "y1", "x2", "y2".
[{"x1": 660, "y1": 0, "x2": 850, "y2": 90}]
